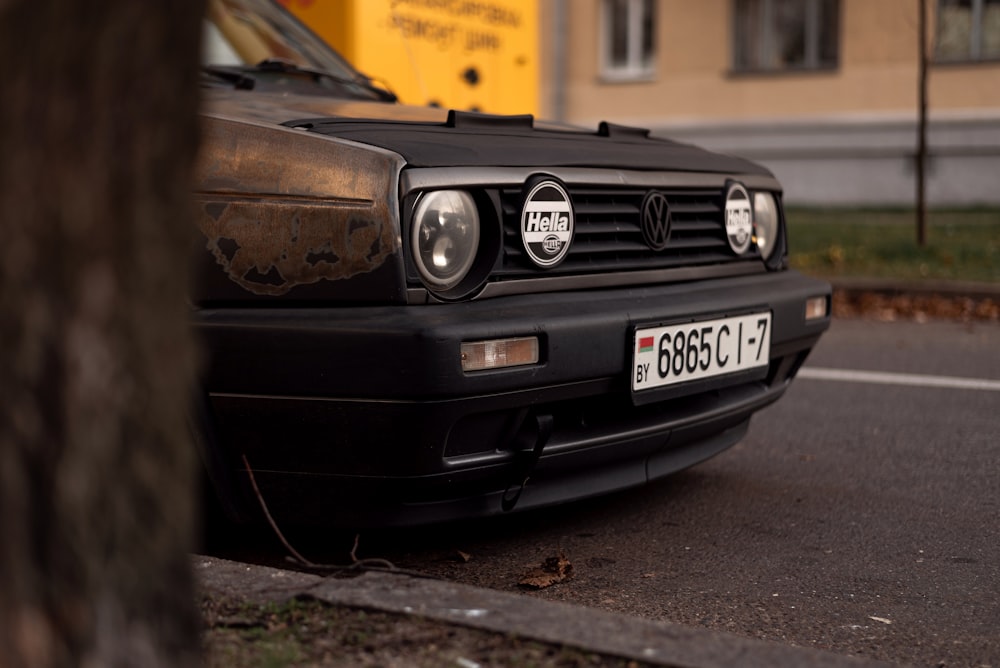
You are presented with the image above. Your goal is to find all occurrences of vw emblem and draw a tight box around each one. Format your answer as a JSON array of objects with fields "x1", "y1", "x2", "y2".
[{"x1": 640, "y1": 191, "x2": 672, "y2": 251}]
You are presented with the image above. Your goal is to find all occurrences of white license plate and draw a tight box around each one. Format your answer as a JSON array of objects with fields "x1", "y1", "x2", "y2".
[{"x1": 632, "y1": 312, "x2": 771, "y2": 392}]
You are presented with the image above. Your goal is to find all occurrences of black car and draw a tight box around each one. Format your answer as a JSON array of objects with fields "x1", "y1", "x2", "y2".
[{"x1": 195, "y1": 0, "x2": 831, "y2": 527}]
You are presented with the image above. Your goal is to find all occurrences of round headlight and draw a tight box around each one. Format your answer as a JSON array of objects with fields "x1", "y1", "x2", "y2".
[
  {"x1": 411, "y1": 190, "x2": 480, "y2": 290},
  {"x1": 753, "y1": 192, "x2": 780, "y2": 261}
]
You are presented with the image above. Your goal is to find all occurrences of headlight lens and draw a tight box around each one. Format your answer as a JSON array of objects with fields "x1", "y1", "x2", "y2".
[
  {"x1": 753, "y1": 192, "x2": 780, "y2": 261},
  {"x1": 411, "y1": 190, "x2": 480, "y2": 290}
]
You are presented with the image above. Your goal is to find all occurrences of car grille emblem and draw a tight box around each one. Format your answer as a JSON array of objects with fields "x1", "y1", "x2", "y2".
[
  {"x1": 521, "y1": 179, "x2": 574, "y2": 268},
  {"x1": 641, "y1": 191, "x2": 672, "y2": 251},
  {"x1": 724, "y1": 183, "x2": 753, "y2": 255}
]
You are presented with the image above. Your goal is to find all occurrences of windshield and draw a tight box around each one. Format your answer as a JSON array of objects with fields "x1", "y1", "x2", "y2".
[{"x1": 203, "y1": 0, "x2": 359, "y2": 80}]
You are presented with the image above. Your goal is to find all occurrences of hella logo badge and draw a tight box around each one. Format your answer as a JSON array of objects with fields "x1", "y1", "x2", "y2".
[
  {"x1": 521, "y1": 180, "x2": 573, "y2": 268},
  {"x1": 640, "y1": 191, "x2": 672, "y2": 251},
  {"x1": 724, "y1": 183, "x2": 753, "y2": 255}
]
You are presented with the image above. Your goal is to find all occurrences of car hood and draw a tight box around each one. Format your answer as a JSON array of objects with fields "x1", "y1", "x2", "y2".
[{"x1": 201, "y1": 88, "x2": 771, "y2": 176}]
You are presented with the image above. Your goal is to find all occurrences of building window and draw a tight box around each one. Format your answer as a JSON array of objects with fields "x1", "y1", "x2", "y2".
[
  {"x1": 733, "y1": 0, "x2": 839, "y2": 72},
  {"x1": 936, "y1": 0, "x2": 1000, "y2": 62},
  {"x1": 601, "y1": 0, "x2": 656, "y2": 80}
]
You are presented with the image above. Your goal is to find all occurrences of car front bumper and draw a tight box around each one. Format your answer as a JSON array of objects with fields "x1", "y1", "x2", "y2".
[{"x1": 196, "y1": 270, "x2": 830, "y2": 526}]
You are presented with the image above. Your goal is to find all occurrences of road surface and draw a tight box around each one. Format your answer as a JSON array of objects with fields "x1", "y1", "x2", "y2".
[{"x1": 216, "y1": 318, "x2": 1000, "y2": 666}]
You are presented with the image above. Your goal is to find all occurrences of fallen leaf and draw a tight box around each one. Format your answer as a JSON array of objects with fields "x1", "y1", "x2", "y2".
[
  {"x1": 519, "y1": 553, "x2": 573, "y2": 589},
  {"x1": 455, "y1": 550, "x2": 472, "y2": 563}
]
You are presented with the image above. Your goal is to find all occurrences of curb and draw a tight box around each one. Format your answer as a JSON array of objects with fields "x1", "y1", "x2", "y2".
[
  {"x1": 195, "y1": 556, "x2": 890, "y2": 668},
  {"x1": 828, "y1": 277, "x2": 1000, "y2": 300}
]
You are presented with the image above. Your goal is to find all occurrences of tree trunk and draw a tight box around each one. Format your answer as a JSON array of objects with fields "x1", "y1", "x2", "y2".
[{"x1": 0, "y1": 1, "x2": 205, "y2": 666}]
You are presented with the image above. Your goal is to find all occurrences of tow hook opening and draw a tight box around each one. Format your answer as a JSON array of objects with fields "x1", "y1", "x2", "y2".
[{"x1": 501, "y1": 413, "x2": 554, "y2": 512}]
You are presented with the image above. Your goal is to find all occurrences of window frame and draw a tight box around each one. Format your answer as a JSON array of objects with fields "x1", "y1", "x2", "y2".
[
  {"x1": 934, "y1": 0, "x2": 1000, "y2": 63},
  {"x1": 731, "y1": 0, "x2": 840, "y2": 74},
  {"x1": 599, "y1": 0, "x2": 657, "y2": 82}
]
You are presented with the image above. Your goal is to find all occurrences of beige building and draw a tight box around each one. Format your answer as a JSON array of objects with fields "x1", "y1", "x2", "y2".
[{"x1": 538, "y1": 0, "x2": 1000, "y2": 206}]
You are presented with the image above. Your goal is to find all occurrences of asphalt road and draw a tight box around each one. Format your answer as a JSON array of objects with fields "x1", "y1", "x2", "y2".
[{"x1": 217, "y1": 318, "x2": 1000, "y2": 666}]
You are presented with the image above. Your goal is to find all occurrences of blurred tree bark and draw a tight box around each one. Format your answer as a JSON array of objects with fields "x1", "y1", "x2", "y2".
[{"x1": 0, "y1": 1, "x2": 205, "y2": 666}]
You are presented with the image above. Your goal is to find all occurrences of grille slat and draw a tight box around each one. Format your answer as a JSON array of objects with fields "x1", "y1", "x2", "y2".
[
  {"x1": 672, "y1": 220, "x2": 721, "y2": 232},
  {"x1": 668, "y1": 202, "x2": 721, "y2": 215},
  {"x1": 574, "y1": 202, "x2": 640, "y2": 216},
  {"x1": 573, "y1": 221, "x2": 642, "y2": 235},
  {"x1": 567, "y1": 239, "x2": 650, "y2": 255}
]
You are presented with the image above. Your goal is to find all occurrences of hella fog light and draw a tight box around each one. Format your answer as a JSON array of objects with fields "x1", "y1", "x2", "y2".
[
  {"x1": 805, "y1": 296, "x2": 829, "y2": 321},
  {"x1": 411, "y1": 190, "x2": 480, "y2": 290},
  {"x1": 753, "y1": 191, "x2": 780, "y2": 261},
  {"x1": 461, "y1": 337, "x2": 539, "y2": 372}
]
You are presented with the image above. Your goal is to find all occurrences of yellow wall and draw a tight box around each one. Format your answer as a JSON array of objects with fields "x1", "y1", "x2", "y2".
[
  {"x1": 559, "y1": 0, "x2": 1000, "y2": 126},
  {"x1": 280, "y1": 0, "x2": 538, "y2": 115}
]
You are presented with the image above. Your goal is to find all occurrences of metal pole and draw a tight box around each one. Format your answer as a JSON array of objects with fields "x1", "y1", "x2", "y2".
[{"x1": 917, "y1": 0, "x2": 928, "y2": 247}]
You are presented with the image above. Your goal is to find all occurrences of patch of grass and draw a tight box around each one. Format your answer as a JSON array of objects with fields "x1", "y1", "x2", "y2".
[{"x1": 785, "y1": 208, "x2": 1000, "y2": 283}]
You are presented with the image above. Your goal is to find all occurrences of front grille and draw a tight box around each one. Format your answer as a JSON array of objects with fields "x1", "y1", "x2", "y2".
[{"x1": 496, "y1": 186, "x2": 751, "y2": 278}]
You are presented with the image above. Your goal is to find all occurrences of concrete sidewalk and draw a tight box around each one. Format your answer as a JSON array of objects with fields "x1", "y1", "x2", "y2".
[{"x1": 196, "y1": 555, "x2": 890, "y2": 668}]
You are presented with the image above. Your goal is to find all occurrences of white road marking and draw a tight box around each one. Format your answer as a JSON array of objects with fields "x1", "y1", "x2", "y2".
[{"x1": 799, "y1": 367, "x2": 1000, "y2": 392}]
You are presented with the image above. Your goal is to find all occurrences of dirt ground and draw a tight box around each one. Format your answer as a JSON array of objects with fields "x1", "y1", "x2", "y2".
[
  {"x1": 831, "y1": 290, "x2": 998, "y2": 322},
  {"x1": 200, "y1": 591, "x2": 655, "y2": 668}
]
